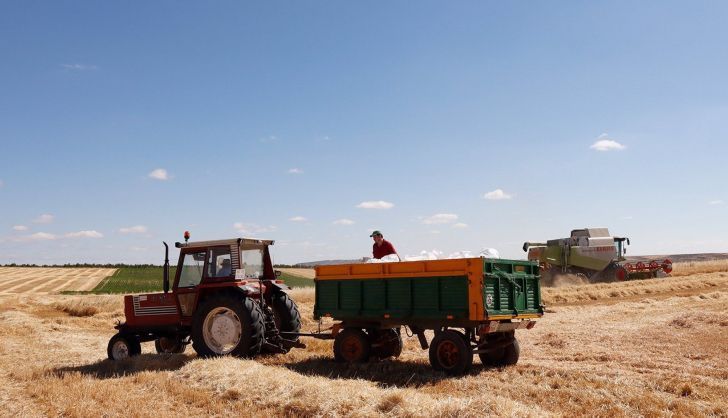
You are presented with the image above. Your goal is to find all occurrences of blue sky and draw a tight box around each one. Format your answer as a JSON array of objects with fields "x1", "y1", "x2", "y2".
[{"x1": 1, "y1": 1, "x2": 727, "y2": 264}]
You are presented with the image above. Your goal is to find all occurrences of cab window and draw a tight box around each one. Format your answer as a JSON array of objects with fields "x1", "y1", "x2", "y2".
[
  {"x1": 208, "y1": 247, "x2": 233, "y2": 278},
  {"x1": 178, "y1": 251, "x2": 206, "y2": 287},
  {"x1": 240, "y1": 249, "x2": 264, "y2": 279}
]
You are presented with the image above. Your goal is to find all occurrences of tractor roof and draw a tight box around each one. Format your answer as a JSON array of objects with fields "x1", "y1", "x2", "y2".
[{"x1": 175, "y1": 238, "x2": 274, "y2": 249}]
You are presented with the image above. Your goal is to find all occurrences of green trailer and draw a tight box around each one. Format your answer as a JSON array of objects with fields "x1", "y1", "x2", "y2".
[{"x1": 312, "y1": 257, "x2": 544, "y2": 375}]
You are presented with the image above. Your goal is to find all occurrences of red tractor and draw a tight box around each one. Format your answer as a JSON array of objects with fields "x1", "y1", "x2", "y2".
[{"x1": 107, "y1": 234, "x2": 302, "y2": 360}]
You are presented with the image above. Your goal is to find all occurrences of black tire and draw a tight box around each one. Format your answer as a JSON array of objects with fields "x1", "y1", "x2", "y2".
[
  {"x1": 191, "y1": 295, "x2": 264, "y2": 358},
  {"x1": 478, "y1": 332, "x2": 519, "y2": 366},
  {"x1": 429, "y1": 330, "x2": 473, "y2": 375},
  {"x1": 333, "y1": 328, "x2": 371, "y2": 363},
  {"x1": 370, "y1": 328, "x2": 403, "y2": 359},
  {"x1": 154, "y1": 336, "x2": 186, "y2": 354},
  {"x1": 107, "y1": 333, "x2": 141, "y2": 360},
  {"x1": 270, "y1": 291, "x2": 302, "y2": 339}
]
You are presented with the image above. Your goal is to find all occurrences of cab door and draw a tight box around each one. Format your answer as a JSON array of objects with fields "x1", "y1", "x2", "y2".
[{"x1": 175, "y1": 250, "x2": 206, "y2": 317}]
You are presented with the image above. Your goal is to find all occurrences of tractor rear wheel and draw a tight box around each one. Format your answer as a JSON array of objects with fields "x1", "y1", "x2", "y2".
[
  {"x1": 191, "y1": 295, "x2": 264, "y2": 358},
  {"x1": 478, "y1": 332, "x2": 519, "y2": 367},
  {"x1": 270, "y1": 291, "x2": 302, "y2": 339},
  {"x1": 333, "y1": 328, "x2": 371, "y2": 363},
  {"x1": 429, "y1": 330, "x2": 473, "y2": 375},
  {"x1": 370, "y1": 328, "x2": 403, "y2": 359},
  {"x1": 107, "y1": 333, "x2": 141, "y2": 360},
  {"x1": 155, "y1": 336, "x2": 186, "y2": 354}
]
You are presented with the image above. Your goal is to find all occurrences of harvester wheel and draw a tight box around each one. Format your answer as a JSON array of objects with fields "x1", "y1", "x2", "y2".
[
  {"x1": 270, "y1": 291, "x2": 302, "y2": 340},
  {"x1": 429, "y1": 330, "x2": 473, "y2": 375},
  {"x1": 333, "y1": 328, "x2": 371, "y2": 363},
  {"x1": 154, "y1": 336, "x2": 186, "y2": 354},
  {"x1": 191, "y1": 296, "x2": 264, "y2": 358},
  {"x1": 107, "y1": 333, "x2": 141, "y2": 361},
  {"x1": 478, "y1": 332, "x2": 519, "y2": 367},
  {"x1": 615, "y1": 266, "x2": 629, "y2": 281},
  {"x1": 370, "y1": 328, "x2": 403, "y2": 359}
]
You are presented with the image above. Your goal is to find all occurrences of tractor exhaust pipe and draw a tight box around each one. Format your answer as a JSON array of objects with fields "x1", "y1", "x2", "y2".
[{"x1": 163, "y1": 241, "x2": 170, "y2": 293}]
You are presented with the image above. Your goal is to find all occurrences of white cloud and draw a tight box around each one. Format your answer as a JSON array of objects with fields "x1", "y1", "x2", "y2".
[
  {"x1": 287, "y1": 168, "x2": 304, "y2": 174},
  {"x1": 289, "y1": 216, "x2": 307, "y2": 222},
  {"x1": 61, "y1": 63, "x2": 98, "y2": 71},
  {"x1": 483, "y1": 189, "x2": 513, "y2": 200},
  {"x1": 453, "y1": 223, "x2": 468, "y2": 228},
  {"x1": 709, "y1": 200, "x2": 724, "y2": 205},
  {"x1": 590, "y1": 134, "x2": 626, "y2": 151},
  {"x1": 233, "y1": 223, "x2": 277, "y2": 236},
  {"x1": 65, "y1": 230, "x2": 103, "y2": 239},
  {"x1": 33, "y1": 214, "x2": 55, "y2": 224},
  {"x1": 422, "y1": 213, "x2": 459, "y2": 225},
  {"x1": 12, "y1": 225, "x2": 28, "y2": 231},
  {"x1": 333, "y1": 219, "x2": 355, "y2": 225},
  {"x1": 119, "y1": 225, "x2": 148, "y2": 234},
  {"x1": 148, "y1": 168, "x2": 171, "y2": 181},
  {"x1": 357, "y1": 200, "x2": 394, "y2": 210},
  {"x1": 29, "y1": 232, "x2": 57, "y2": 241}
]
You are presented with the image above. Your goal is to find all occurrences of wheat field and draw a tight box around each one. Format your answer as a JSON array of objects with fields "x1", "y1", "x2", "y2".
[
  {"x1": 0, "y1": 267, "x2": 117, "y2": 295},
  {"x1": 0, "y1": 271, "x2": 726, "y2": 417}
]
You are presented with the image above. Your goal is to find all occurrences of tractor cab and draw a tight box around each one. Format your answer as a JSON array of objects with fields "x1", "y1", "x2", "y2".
[{"x1": 107, "y1": 233, "x2": 302, "y2": 361}]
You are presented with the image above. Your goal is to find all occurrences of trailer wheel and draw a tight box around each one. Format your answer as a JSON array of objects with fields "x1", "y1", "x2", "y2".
[
  {"x1": 370, "y1": 328, "x2": 403, "y2": 359},
  {"x1": 107, "y1": 333, "x2": 141, "y2": 360},
  {"x1": 270, "y1": 291, "x2": 302, "y2": 340},
  {"x1": 334, "y1": 328, "x2": 371, "y2": 363},
  {"x1": 191, "y1": 296, "x2": 264, "y2": 358},
  {"x1": 155, "y1": 336, "x2": 186, "y2": 354},
  {"x1": 479, "y1": 333, "x2": 519, "y2": 366},
  {"x1": 429, "y1": 330, "x2": 473, "y2": 375}
]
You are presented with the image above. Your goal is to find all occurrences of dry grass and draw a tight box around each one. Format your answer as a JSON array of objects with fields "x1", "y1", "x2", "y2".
[
  {"x1": 0, "y1": 267, "x2": 117, "y2": 295},
  {"x1": 672, "y1": 259, "x2": 728, "y2": 276},
  {"x1": 0, "y1": 272, "x2": 726, "y2": 417},
  {"x1": 542, "y1": 271, "x2": 728, "y2": 305}
]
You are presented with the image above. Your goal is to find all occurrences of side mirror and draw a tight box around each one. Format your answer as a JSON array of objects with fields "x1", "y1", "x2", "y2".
[{"x1": 275, "y1": 270, "x2": 282, "y2": 278}]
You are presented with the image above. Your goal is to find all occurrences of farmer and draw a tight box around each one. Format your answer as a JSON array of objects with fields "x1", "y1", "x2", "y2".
[
  {"x1": 217, "y1": 258, "x2": 232, "y2": 277},
  {"x1": 370, "y1": 230, "x2": 399, "y2": 260}
]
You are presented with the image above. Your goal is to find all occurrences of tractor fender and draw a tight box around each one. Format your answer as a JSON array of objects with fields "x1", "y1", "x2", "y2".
[{"x1": 267, "y1": 280, "x2": 291, "y2": 293}]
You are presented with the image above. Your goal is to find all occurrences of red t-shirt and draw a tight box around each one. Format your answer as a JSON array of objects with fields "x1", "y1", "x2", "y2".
[{"x1": 373, "y1": 240, "x2": 397, "y2": 259}]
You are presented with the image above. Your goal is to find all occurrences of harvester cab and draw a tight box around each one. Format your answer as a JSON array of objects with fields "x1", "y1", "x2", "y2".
[
  {"x1": 523, "y1": 228, "x2": 671, "y2": 283},
  {"x1": 107, "y1": 233, "x2": 302, "y2": 361}
]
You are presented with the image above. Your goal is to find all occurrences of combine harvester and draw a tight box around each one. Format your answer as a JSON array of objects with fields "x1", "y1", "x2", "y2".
[{"x1": 522, "y1": 227, "x2": 672, "y2": 284}]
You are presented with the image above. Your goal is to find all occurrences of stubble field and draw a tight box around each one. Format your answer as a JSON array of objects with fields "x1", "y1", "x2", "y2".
[
  {"x1": 0, "y1": 266, "x2": 726, "y2": 417},
  {"x1": 0, "y1": 267, "x2": 116, "y2": 295}
]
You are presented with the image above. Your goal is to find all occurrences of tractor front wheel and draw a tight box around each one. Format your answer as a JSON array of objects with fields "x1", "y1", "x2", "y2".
[
  {"x1": 107, "y1": 333, "x2": 141, "y2": 361},
  {"x1": 191, "y1": 295, "x2": 264, "y2": 358},
  {"x1": 429, "y1": 330, "x2": 473, "y2": 375},
  {"x1": 333, "y1": 328, "x2": 371, "y2": 363}
]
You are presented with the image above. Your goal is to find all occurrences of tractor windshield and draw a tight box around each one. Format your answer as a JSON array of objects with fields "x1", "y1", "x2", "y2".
[
  {"x1": 178, "y1": 251, "x2": 205, "y2": 287},
  {"x1": 240, "y1": 248, "x2": 264, "y2": 279}
]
